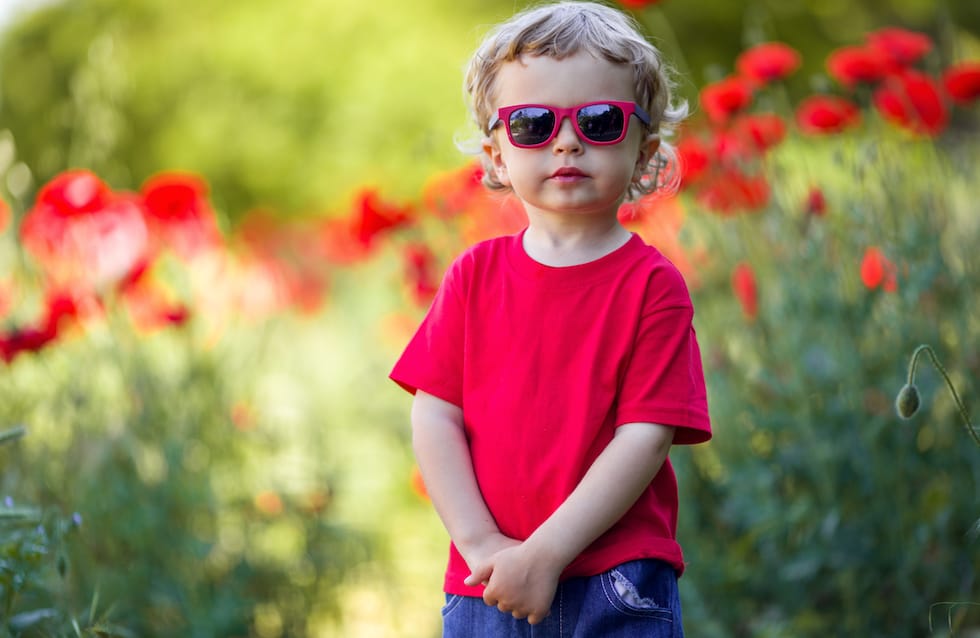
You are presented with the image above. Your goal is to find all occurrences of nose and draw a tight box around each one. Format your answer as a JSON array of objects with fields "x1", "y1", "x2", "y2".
[{"x1": 552, "y1": 115, "x2": 583, "y2": 154}]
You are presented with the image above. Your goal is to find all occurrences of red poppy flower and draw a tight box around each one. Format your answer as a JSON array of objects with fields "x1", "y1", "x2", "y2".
[
  {"x1": 350, "y1": 188, "x2": 413, "y2": 248},
  {"x1": 676, "y1": 136, "x2": 712, "y2": 186},
  {"x1": 423, "y1": 162, "x2": 485, "y2": 218},
  {"x1": 710, "y1": 129, "x2": 750, "y2": 165},
  {"x1": 804, "y1": 187, "x2": 827, "y2": 216},
  {"x1": 826, "y1": 45, "x2": 890, "y2": 88},
  {"x1": 617, "y1": 196, "x2": 696, "y2": 283},
  {"x1": 319, "y1": 189, "x2": 415, "y2": 263},
  {"x1": 403, "y1": 243, "x2": 440, "y2": 306},
  {"x1": 736, "y1": 42, "x2": 802, "y2": 84},
  {"x1": 873, "y1": 70, "x2": 949, "y2": 136},
  {"x1": 866, "y1": 27, "x2": 932, "y2": 69},
  {"x1": 31, "y1": 169, "x2": 114, "y2": 217},
  {"x1": 0, "y1": 325, "x2": 52, "y2": 364},
  {"x1": 860, "y1": 247, "x2": 897, "y2": 292},
  {"x1": 696, "y1": 169, "x2": 770, "y2": 214},
  {"x1": 141, "y1": 172, "x2": 222, "y2": 259},
  {"x1": 731, "y1": 262, "x2": 758, "y2": 320},
  {"x1": 21, "y1": 171, "x2": 149, "y2": 290},
  {"x1": 617, "y1": 0, "x2": 662, "y2": 7},
  {"x1": 942, "y1": 62, "x2": 980, "y2": 105},
  {"x1": 422, "y1": 163, "x2": 527, "y2": 245},
  {"x1": 795, "y1": 95, "x2": 861, "y2": 134},
  {"x1": 0, "y1": 288, "x2": 81, "y2": 364},
  {"x1": 460, "y1": 193, "x2": 527, "y2": 246},
  {"x1": 731, "y1": 113, "x2": 787, "y2": 153},
  {"x1": 699, "y1": 76, "x2": 754, "y2": 124}
]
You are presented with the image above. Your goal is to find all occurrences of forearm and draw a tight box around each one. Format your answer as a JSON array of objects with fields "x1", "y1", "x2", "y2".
[
  {"x1": 411, "y1": 391, "x2": 503, "y2": 560},
  {"x1": 524, "y1": 423, "x2": 675, "y2": 571}
]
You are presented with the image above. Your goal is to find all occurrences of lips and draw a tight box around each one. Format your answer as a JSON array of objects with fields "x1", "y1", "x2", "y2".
[{"x1": 551, "y1": 167, "x2": 588, "y2": 178}]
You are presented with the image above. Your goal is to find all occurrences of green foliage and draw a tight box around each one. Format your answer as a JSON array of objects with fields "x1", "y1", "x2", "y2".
[
  {"x1": 0, "y1": 426, "x2": 119, "y2": 637},
  {"x1": 673, "y1": 133, "x2": 980, "y2": 637},
  {"x1": 0, "y1": 317, "x2": 370, "y2": 637}
]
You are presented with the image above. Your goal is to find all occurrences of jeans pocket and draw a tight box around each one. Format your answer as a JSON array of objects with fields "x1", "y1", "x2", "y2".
[
  {"x1": 600, "y1": 562, "x2": 675, "y2": 621},
  {"x1": 441, "y1": 593, "x2": 465, "y2": 619}
]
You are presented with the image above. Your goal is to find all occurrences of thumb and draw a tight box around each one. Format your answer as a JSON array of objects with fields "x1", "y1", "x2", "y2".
[{"x1": 464, "y1": 564, "x2": 492, "y2": 588}]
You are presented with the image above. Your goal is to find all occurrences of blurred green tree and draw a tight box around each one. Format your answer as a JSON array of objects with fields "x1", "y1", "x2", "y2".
[{"x1": 0, "y1": 0, "x2": 514, "y2": 221}]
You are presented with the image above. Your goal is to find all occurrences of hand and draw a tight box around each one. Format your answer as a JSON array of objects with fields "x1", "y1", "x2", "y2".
[
  {"x1": 465, "y1": 543, "x2": 562, "y2": 625},
  {"x1": 459, "y1": 531, "x2": 521, "y2": 586}
]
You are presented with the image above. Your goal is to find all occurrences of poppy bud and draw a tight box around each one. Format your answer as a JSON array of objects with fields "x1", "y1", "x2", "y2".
[
  {"x1": 898, "y1": 345, "x2": 977, "y2": 447},
  {"x1": 895, "y1": 383, "x2": 920, "y2": 419}
]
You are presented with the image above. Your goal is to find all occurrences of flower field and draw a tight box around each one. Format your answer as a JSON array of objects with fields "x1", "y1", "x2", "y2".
[{"x1": 1, "y1": 1, "x2": 979, "y2": 636}]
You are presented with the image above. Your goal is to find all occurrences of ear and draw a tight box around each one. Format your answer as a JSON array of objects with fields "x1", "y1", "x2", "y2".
[
  {"x1": 635, "y1": 133, "x2": 661, "y2": 173},
  {"x1": 482, "y1": 135, "x2": 511, "y2": 187}
]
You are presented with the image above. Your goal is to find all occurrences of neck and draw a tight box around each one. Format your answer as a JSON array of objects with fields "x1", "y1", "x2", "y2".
[{"x1": 522, "y1": 214, "x2": 631, "y2": 267}]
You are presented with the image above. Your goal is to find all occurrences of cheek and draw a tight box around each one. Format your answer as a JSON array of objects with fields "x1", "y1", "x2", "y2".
[{"x1": 495, "y1": 148, "x2": 532, "y2": 186}]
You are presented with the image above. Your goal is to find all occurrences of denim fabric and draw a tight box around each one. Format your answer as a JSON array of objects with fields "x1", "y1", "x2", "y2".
[{"x1": 441, "y1": 559, "x2": 683, "y2": 638}]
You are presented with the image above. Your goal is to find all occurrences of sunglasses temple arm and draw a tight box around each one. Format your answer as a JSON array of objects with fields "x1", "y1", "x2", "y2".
[{"x1": 634, "y1": 104, "x2": 652, "y2": 127}]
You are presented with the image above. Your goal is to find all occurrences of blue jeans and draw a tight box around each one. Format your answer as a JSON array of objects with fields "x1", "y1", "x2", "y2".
[{"x1": 441, "y1": 559, "x2": 683, "y2": 637}]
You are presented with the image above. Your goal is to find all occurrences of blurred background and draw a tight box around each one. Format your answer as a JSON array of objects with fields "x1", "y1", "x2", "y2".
[
  {"x1": 0, "y1": 0, "x2": 978, "y2": 636},
  {"x1": 1, "y1": 0, "x2": 978, "y2": 219}
]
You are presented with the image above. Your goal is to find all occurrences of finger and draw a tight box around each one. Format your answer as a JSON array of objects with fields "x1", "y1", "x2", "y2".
[
  {"x1": 504, "y1": 606, "x2": 523, "y2": 618},
  {"x1": 464, "y1": 565, "x2": 492, "y2": 588},
  {"x1": 527, "y1": 609, "x2": 550, "y2": 625}
]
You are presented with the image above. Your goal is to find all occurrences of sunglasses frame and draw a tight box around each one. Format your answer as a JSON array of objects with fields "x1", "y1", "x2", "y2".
[{"x1": 489, "y1": 100, "x2": 652, "y2": 149}]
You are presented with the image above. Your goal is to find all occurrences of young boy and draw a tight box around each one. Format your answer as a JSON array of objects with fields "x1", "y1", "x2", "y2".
[{"x1": 390, "y1": 2, "x2": 711, "y2": 635}]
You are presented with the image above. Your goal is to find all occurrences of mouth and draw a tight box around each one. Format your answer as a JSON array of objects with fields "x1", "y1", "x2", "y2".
[{"x1": 551, "y1": 167, "x2": 589, "y2": 179}]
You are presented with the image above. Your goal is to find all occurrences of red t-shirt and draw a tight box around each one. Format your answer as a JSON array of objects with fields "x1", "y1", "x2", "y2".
[{"x1": 390, "y1": 230, "x2": 711, "y2": 596}]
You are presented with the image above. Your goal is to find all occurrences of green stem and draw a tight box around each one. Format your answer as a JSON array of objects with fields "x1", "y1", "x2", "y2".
[{"x1": 907, "y1": 344, "x2": 979, "y2": 448}]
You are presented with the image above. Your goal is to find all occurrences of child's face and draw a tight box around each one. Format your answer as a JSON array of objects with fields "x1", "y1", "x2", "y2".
[{"x1": 484, "y1": 52, "x2": 659, "y2": 220}]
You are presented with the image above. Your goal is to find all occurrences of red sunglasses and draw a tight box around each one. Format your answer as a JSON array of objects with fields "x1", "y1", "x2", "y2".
[{"x1": 488, "y1": 101, "x2": 651, "y2": 148}]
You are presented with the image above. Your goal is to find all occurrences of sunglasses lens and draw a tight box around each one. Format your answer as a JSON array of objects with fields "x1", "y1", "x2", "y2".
[
  {"x1": 508, "y1": 107, "x2": 556, "y2": 146},
  {"x1": 577, "y1": 104, "x2": 625, "y2": 142}
]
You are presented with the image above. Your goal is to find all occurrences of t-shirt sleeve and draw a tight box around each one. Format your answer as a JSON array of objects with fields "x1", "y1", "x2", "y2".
[
  {"x1": 615, "y1": 266, "x2": 712, "y2": 445},
  {"x1": 389, "y1": 257, "x2": 466, "y2": 408}
]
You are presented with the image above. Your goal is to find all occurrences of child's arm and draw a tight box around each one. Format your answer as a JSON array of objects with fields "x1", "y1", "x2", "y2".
[
  {"x1": 465, "y1": 422, "x2": 675, "y2": 624},
  {"x1": 410, "y1": 390, "x2": 520, "y2": 571}
]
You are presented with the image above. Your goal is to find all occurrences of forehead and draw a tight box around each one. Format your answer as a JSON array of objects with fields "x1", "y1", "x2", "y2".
[{"x1": 493, "y1": 52, "x2": 636, "y2": 107}]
